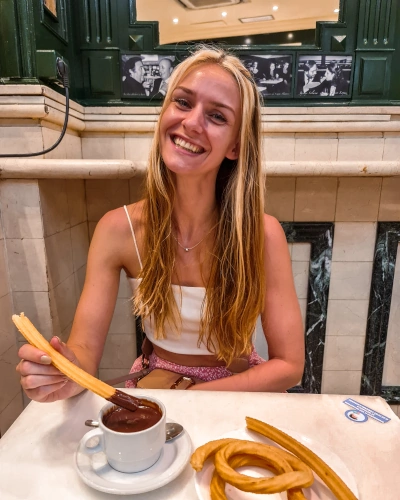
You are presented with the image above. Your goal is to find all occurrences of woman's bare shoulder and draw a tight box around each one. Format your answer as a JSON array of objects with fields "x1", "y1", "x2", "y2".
[
  {"x1": 96, "y1": 201, "x2": 145, "y2": 237},
  {"x1": 262, "y1": 214, "x2": 289, "y2": 257}
]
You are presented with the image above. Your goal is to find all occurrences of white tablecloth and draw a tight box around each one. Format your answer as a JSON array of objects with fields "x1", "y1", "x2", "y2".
[{"x1": 0, "y1": 389, "x2": 399, "y2": 499}]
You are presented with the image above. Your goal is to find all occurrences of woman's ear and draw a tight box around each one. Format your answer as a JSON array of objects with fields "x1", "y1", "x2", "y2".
[{"x1": 226, "y1": 140, "x2": 240, "y2": 160}]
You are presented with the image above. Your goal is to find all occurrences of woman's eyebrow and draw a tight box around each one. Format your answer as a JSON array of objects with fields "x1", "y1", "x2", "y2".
[{"x1": 175, "y1": 86, "x2": 235, "y2": 115}]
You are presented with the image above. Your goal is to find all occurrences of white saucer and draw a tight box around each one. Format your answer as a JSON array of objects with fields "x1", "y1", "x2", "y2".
[
  {"x1": 75, "y1": 419, "x2": 192, "y2": 495},
  {"x1": 194, "y1": 427, "x2": 358, "y2": 500}
]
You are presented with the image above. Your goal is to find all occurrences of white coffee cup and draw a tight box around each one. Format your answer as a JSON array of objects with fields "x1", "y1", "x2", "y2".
[{"x1": 81, "y1": 396, "x2": 166, "y2": 473}]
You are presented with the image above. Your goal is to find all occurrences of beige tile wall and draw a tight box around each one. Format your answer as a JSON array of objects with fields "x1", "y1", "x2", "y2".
[
  {"x1": 39, "y1": 180, "x2": 89, "y2": 343},
  {"x1": 0, "y1": 185, "x2": 25, "y2": 436}
]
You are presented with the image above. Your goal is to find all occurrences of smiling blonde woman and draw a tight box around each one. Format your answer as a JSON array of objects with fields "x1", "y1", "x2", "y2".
[{"x1": 16, "y1": 46, "x2": 304, "y2": 401}]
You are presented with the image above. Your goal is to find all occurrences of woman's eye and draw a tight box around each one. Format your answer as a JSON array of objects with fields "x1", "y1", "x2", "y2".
[
  {"x1": 173, "y1": 97, "x2": 190, "y2": 108},
  {"x1": 210, "y1": 113, "x2": 227, "y2": 123}
]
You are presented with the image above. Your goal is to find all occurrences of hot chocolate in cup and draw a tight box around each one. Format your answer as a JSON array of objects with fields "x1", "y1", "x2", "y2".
[{"x1": 88, "y1": 396, "x2": 166, "y2": 473}]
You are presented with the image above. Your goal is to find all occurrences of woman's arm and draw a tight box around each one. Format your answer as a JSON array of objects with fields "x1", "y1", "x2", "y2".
[
  {"x1": 190, "y1": 215, "x2": 304, "y2": 392},
  {"x1": 17, "y1": 208, "x2": 128, "y2": 402}
]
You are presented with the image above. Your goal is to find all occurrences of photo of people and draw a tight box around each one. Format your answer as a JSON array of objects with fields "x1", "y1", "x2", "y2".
[
  {"x1": 239, "y1": 55, "x2": 293, "y2": 97},
  {"x1": 121, "y1": 54, "x2": 176, "y2": 99},
  {"x1": 345, "y1": 410, "x2": 368, "y2": 423},
  {"x1": 296, "y1": 55, "x2": 352, "y2": 97}
]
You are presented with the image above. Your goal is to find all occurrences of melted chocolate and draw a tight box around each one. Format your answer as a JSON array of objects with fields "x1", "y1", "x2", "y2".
[
  {"x1": 103, "y1": 404, "x2": 162, "y2": 433},
  {"x1": 107, "y1": 390, "x2": 141, "y2": 412}
]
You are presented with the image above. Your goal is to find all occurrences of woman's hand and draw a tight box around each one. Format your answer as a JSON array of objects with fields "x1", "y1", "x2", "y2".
[{"x1": 16, "y1": 337, "x2": 83, "y2": 403}]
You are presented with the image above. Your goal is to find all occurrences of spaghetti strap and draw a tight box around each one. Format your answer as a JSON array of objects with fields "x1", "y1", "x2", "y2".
[{"x1": 123, "y1": 205, "x2": 143, "y2": 270}]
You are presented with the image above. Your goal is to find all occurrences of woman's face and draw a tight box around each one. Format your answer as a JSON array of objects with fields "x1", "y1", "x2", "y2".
[
  {"x1": 270, "y1": 63, "x2": 275, "y2": 70},
  {"x1": 325, "y1": 68, "x2": 334, "y2": 81},
  {"x1": 159, "y1": 64, "x2": 241, "y2": 177}
]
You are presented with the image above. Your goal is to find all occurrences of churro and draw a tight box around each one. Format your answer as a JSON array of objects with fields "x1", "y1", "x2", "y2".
[
  {"x1": 246, "y1": 416, "x2": 358, "y2": 500},
  {"x1": 12, "y1": 313, "x2": 140, "y2": 412}
]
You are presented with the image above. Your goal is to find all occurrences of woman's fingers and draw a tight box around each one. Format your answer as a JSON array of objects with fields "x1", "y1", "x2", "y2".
[
  {"x1": 23, "y1": 380, "x2": 69, "y2": 403},
  {"x1": 20, "y1": 374, "x2": 67, "y2": 391},
  {"x1": 17, "y1": 358, "x2": 60, "y2": 377},
  {"x1": 18, "y1": 343, "x2": 53, "y2": 365}
]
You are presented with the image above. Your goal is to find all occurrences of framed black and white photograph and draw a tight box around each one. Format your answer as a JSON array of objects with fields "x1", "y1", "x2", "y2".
[
  {"x1": 239, "y1": 55, "x2": 293, "y2": 97},
  {"x1": 121, "y1": 54, "x2": 176, "y2": 99},
  {"x1": 296, "y1": 55, "x2": 353, "y2": 97}
]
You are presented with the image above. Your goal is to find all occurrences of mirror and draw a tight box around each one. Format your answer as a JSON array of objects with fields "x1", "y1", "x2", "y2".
[{"x1": 136, "y1": 0, "x2": 340, "y2": 45}]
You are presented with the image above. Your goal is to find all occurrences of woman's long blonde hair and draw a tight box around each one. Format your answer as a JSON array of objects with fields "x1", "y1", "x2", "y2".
[{"x1": 134, "y1": 46, "x2": 265, "y2": 366}]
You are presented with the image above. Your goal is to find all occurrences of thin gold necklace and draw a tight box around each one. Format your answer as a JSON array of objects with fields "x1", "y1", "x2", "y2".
[{"x1": 172, "y1": 221, "x2": 218, "y2": 252}]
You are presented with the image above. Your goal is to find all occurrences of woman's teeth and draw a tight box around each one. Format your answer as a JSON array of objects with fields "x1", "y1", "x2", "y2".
[{"x1": 173, "y1": 136, "x2": 203, "y2": 154}]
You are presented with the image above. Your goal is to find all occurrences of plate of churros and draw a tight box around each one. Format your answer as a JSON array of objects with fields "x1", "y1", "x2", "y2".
[{"x1": 191, "y1": 417, "x2": 358, "y2": 500}]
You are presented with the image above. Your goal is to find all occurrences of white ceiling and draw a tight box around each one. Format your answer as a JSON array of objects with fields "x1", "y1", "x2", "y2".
[{"x1": 136, "y1": 0, "x2": 340, "y2": 45}]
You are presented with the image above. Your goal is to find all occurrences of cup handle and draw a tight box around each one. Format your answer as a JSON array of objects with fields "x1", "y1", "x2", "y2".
[{"x1": 81, "y1": 428, "x2": 104, "y2": 455}]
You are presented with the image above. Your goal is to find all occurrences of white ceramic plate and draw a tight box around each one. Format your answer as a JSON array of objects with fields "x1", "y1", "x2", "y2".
[
  {"x1": 194, "y1": 427, "x2": 358, "y2": 500},
  {"x1": 75, "y1": 419, "x2": 192, "y2": 495}
]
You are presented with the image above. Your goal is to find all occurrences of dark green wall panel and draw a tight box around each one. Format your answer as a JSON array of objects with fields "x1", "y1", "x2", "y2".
[{"x1": 1, "y1": 0, "x2": 400, "y2": 106}]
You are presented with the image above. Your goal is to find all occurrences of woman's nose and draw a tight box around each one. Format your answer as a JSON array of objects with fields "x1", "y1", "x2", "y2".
[{"x1": 182, "y1": 106, "x2": 204, "y2": 134}]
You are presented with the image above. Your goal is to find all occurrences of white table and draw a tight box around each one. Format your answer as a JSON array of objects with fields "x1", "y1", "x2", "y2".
[{"x1": 0, "y1": 390, "x2": 399, "y2": 499}]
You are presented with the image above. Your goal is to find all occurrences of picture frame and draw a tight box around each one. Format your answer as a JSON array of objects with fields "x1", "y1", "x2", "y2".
[
  {"x1": 239, "y1": 54, "x2": 293, "y2": 98},
  {"x1": 296, "y1": 55, "x2": 353, "y2": 98},
  {"x1": 121, "y1": 54, "x2": 177, "y2": 100}
]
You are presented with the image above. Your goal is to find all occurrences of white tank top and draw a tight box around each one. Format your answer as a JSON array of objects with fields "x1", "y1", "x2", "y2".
[{"x1": 124, "y1": 205, "x2": 213, "y2": 355}]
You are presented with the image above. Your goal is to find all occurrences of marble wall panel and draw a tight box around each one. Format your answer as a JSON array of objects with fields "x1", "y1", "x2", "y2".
[
  {"x1": 0, "y1": 125, "x2": 43, "y2": 157},
  {"x1": 329, "y1": 262, "x2": 373, "y2": 300},
  {"x1": 66, "y1": 180, "x2": 87, "y2": 227},
  {"x1": 82, "y1": 133, "x2": 124, "y2": 159},
  {"x1": 0, "y1": 392, "x2": 24, "y2": 436},
  {"x1": 263, "y1": 134, "x2": 295, "y2": 161},
  {"x1": 382, "y1": 133, "x2": 400, "y2": 161},
  {"x1": 0, "y1": 239, "x2": 9, "y2": 299},
  {"x1": 337, "y1": 132, "x2": 384, "y2": 161},
  {"x1": 85, "y1": 180, "x2": 130, "y2": 222},
  {"x1": 70, "y1": 222, "x2": 89, "y2": 272},
  {"x1": 332, "y1": 222, "x2": 376, "y2": 262},
  {"x1": 321, "y1": 370, "x2": 362, "y2": 395},
  {"x1": 6, "y1": 238, "x2": 48, "y2": 292},
  {"x1": 378, "y1": 178, "x2": 400, "y2": 222},
  {"x1": 45, "y1": 229, "x2": 73, "y2": 289},
  {"x1": 125, "y1": 134, "x2": 154, "y2": 161},
  {"x1": 64, "y1": 132, "x2": 82, "y2": 159},
  {"x1": 39, "y1": 180, "x2": 70, "y2": 237},
  {"x1": 294, "y1": 133, "x2": 338, "y2": 161},
  {"x1": 264, "y1": 177, "x2": 296, "y2": 221},
  {"x1": 0, "y1": 180, "x2": 43, "y2": 239},
  {"x1": 335, "y1": 178, "x2": 382, "y2": 221},
  {"x1": 42, "y1": 126, "x2": 67, "y2": 159},
  {"x1": 0, "y1": 294, "x2": 14, "y2": 356},
  {"x1": 99, "y1": 333, "x2": 137, "y2": 370},
  {"x1": 323, "y1": 336, "x2": 365, "y2": 371},
  {"x1": 294, "y1": 178, "x2": 337, "y2": 221}
]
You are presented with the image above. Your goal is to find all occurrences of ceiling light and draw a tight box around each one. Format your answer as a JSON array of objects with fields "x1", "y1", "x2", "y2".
[
  {"x1": 222, "y1": 11, "x2": 227, "y2": 17},
  {"x1": 245, "y1": 38, "x2": 252, "y2": 44},
  {"x1": 272, "y1": 6, "x2": 278, "y2": 11},
  {"x1": 334, "y1": 8, "x2": 339, "y2": 13},
  {"x1": 239, "y1": 15, "x2": 274, "y2": 23},
  {"x1": 173, "y1": 18, "x2": 179, "y2": 24},
  {"x1": 288, "y1": 33, "x2": 293, "y2": 39}
]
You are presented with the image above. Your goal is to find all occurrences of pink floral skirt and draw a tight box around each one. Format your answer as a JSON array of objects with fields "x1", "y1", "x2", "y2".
[{"x1": 125, "y1": 348, "x2": 266, "y2": 388}]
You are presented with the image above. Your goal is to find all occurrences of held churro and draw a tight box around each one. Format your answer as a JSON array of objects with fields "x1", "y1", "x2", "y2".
[
  {"x1": 12, "y1": 313, "x2": 141, "y2": 412},
  {"x1": 246, "y1": 417, "x2": 357, "y2": 500}
]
